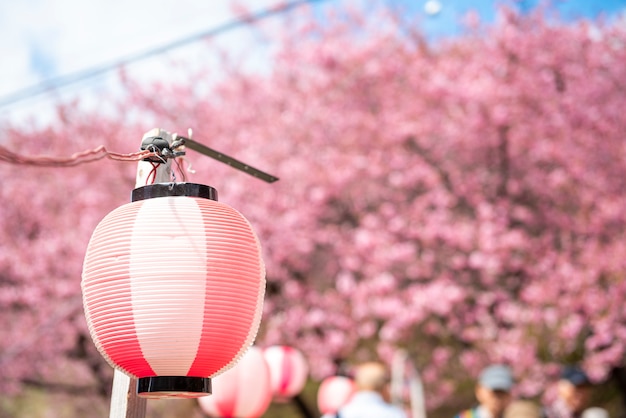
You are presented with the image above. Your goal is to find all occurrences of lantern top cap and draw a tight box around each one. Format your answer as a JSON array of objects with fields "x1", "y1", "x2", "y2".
[{"x1": 132, "y1": 182, "x2": 218, "y2": 202}]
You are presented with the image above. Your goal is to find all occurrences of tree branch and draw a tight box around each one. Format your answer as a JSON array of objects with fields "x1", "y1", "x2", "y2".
[{"x1": 497, "y1": 125, "x2": 510, "y2": 199}]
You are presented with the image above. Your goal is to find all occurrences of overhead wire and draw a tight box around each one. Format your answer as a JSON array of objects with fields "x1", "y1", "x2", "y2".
[
  {"x1": 0, "y1": 144, "x2": 158, "y2": 166},
  {"x1": 0, "y1": 0, "x2": 328, "y2": 109}
]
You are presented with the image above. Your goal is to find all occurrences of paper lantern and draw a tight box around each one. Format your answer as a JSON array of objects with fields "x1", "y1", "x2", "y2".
[
  {"x1": 263, "y1": 345, "x2": 309, "y2": 401},
  {"x1": 81, "y1": 183, "x2": 265, "y2": 398},
  {"x1": 198, "y1": 346, "x2": 272, "y2": 418},
  {"x1": 317, "y1": 376, "x2": 356, "y2": 415}
]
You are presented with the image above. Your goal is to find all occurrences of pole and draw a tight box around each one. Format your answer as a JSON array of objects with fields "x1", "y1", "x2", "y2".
[
  {"x1": 108, "y1": 128, "x2": 174, "y2": 418},
  {"x1": 391, "y1": 349, "x2": 427, "y2": 418},
  {"x1": 109, "y1": 370, "x2": 146, "y2": 418}
]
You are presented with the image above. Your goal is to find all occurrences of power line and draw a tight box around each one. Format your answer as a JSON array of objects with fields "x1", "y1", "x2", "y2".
[{"x1": 0, "y1": 0, "x2": 327, "y2": 109}]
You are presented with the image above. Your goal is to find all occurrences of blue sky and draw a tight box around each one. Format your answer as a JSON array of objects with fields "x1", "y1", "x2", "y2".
[
  {"x1": 0, "y1": 0, "x2": 624, "y2": 123},
  {"x1": 388, "y1": 0, "x2": 626, "y2": 39}
]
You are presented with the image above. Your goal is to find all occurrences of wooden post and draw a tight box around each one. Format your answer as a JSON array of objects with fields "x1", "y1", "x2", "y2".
[
  {"x1": 109, "y1": 128, "x2": 174, "y2": 418},
  {"x1": 109, "y1": 370, "x2": 146, "y2": 418}
]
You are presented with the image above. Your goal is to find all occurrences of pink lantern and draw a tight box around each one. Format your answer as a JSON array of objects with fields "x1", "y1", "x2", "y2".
[
  {"x1": 317, "y1": 376, "x2": 356, "y2": 415},
  {"x1": 82, "y1": 183, "x2": 265, "y2": 398},
  {"x1": 198, "y1": 346, "x2": 272, "y2": 418},
  {"x1": 263, "y1": 345, "x2": 309, "y2": 401}
]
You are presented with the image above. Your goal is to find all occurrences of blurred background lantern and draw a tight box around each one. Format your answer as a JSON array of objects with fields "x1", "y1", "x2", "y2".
[
  {"x1": 81, "y1": 182, "x2": 266, "y2": 398},
  {"x1": 316, "y1": 376, "x2": 356, "y2": 416},
  {"x1": 197, "y1": 346, "x2": 272, "y2": 418},
  {"x1": 263, "y1": 345, "x2": 309, "y2": 402}
]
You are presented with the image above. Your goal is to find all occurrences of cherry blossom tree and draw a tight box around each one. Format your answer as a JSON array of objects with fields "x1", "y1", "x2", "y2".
[
  {"x1": 0, "y1": 115, "x2": 149, "y2": 398},
  {"x1": 1, "y1": 4, "x2": 626, "y2": 414}
]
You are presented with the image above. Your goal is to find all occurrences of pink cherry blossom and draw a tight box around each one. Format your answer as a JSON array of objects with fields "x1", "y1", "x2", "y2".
[{"x1": 1, "y1": 4, "x2": 626, "y2": 411}]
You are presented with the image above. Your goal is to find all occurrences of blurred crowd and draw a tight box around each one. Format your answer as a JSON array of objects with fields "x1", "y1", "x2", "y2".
[
  {"x1": 455, "y1": 364, "x2": 605, "y2": 418},
  {"x1": 321, "y1": 362, "x2": 608, "y2": 418}
]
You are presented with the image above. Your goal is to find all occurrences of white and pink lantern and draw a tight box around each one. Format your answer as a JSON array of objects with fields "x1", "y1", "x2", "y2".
[
  {"x1": 263, "y1": 345, "x2": 309, "y2": 401},
  {"x1": 317, "y1": 376, "x2": 356, "y2": 415},
  {"x1": 198, "y1": 346, "x2": 272, "y2": 418},
  {"x1": 81, "y1": 182, "x2": 266, "y2": 398}
]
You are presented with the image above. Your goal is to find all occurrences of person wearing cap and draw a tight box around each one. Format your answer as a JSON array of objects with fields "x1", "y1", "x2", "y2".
[
  {"x1": 455, "y1": 364, "x2": 514, "y2": 418},
  {"x1": 543, "y1": 366, "x2": 593, "y2": 418}
]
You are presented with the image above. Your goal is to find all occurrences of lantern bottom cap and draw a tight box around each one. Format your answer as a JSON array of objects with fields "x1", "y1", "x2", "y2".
[{"x1": 137, "y1": 376, "x2": 212, "y2": 399}]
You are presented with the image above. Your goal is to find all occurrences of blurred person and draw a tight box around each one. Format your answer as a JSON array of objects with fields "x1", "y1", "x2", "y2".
[
  {"x1": 455, "y1": 364, "x2": 514, "y2": 418},
  {"x1": 581, "y1": 407, "x2": 609, "y2": 418},
  {"x1": 504, "y1": 400, "x2": 543, "y2": 418},
  {"x1": 544, "y1": 366, "x2": 593, "y2": 418},
  {"x1": 322, "y1": 361, "x2": 406, "y2": 418}
]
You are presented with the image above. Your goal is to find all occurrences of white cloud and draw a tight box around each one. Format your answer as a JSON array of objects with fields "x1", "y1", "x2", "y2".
[{"x1": 0, "y1": 0, "x2": 289, "y2": 123}]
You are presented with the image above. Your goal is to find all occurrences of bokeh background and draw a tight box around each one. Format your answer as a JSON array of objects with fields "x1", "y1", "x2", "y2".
[{"x1": 1, "y1": 1, "x2": 626, "y2": 417}]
